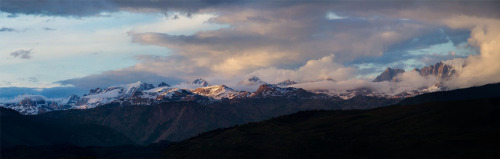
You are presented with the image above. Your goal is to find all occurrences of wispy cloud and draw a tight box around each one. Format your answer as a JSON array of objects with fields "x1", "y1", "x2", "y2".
[
  {"x1": 43, "y1": 27, "x2": 56, "y2": 31},
  {"x1": 9, "y1": 49, "x2": 33, "y2": 59},
  {"x1": 0, "y1": 27, "x2": 15, "y2": 32}
]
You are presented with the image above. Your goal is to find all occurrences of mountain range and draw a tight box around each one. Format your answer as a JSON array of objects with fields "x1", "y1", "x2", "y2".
[
  {"x1": 0, "y1": 60, "x2": 467, "y2": 115},
  {"x1": 374, "y1": 59, "x2": 465, "y2": 83},
  {"x1": 2, "y1": 82, "x2": 498, "y2": 158}
]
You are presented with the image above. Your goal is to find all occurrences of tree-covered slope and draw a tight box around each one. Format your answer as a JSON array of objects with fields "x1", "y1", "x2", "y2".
[{"x1": 164, "y1": 98, "x2": 499, "y2": 158}]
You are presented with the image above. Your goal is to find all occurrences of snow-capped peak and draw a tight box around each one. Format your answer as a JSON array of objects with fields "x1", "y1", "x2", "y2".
[
  {"x1": 126, "y1": 81, "x2": 155, "y2": 92},
  {"x1": 239, "y1": 76, "x2": 266, "y2": 86},
  {"x1": 191, "y1": 85, "x2": 250, "y2": 99},
  {"x1": 251, "y1": 84, "x2": 314, "y2": 99},
  {"x1": 276, "y1": 79, "x2": 298, "y2": 86},
  {"x1": 158, "y1": 82, "x2": 170, "y2": 87},
  {"x1": 126, "y1": 81, "x2": 144, "y2": 88},
  {"x1": 192, "y1": 78, "x2": 210, "y2": 87}
]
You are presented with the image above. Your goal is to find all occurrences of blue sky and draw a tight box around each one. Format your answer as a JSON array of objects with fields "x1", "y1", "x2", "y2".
[
  {"x1": 1, "y1": 11, "x2": 226, "y2": 88},
  {"x1": 1, "y1": 0, "x2": 499, "y2": 98}
]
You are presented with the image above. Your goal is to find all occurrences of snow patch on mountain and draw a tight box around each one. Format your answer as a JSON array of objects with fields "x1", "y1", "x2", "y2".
[
  {"x1": 192, "y1": 78, "x2": 210, "y2": 87},
  {"x1": 276, "y1": 79, "x2": 298, "y2": 86},
  {"x1": 191, "y1": 85, "x2": 251, "y2": 99},
  {"x1": 83, "y1": 89, "x2": 121, "y2": 99}
]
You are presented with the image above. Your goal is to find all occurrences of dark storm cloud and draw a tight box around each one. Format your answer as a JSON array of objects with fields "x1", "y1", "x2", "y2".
[
  {"x1": 1, "y1": 0, "x2": 117, "y2": 17},
  {"x1": 10, "y1": 49, "x2": 32, "y2": 59},
  {"x1": 2, "y1": 1, "x2": 498, "y2": 20},
  {"x1": 0, "y1": 0, "x2": 247, "y2": 17}
]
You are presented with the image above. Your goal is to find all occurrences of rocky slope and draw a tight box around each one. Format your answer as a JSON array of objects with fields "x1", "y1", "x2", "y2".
[
  {"x1": 372, "y1": 68, "x2": 405, "y2": 82},
  {"x1": 416, "y1": 62, "x2": 455, "y2": 80},
  {"x1": 276, "y1": 79, "x2": 298, "y2": 86},
  {"x1": 191, "y1": 85, "x2": 251, "y2": 100},
  {"x1": 374, "y1": 59, "x2": 465, "y2": 83}
]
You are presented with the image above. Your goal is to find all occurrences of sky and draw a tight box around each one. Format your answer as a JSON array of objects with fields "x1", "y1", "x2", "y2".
[{"x1": 1, "y1": 0, "x2": 499, "y2": 98}]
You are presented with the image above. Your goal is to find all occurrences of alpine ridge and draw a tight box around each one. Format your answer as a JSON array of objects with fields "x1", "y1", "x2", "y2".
[
  {"x1": 372, "y1": 68, "x2": 405, "y2": 82},
  {"x1": 0, "y1": 60, "x2": 470, "y2": 115}
]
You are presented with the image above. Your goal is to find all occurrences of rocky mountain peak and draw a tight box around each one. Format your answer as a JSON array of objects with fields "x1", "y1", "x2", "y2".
[
  {"x1": 193, "y1": 85, "x2": 231, "y2": 94},
  {"x1": 416, "y1": 62, "x2": 455, "y2": 80},
  {"x1": 66, "y1": 94, "x2": 81, "y2": 105},
  {"x1": 192, "y1": 78, "x2": 210, "y2": 87},
  {"x1": 239, "y1": 76, "x2": 267, "y2": 86},
  {"x1": 127, "y1": 81, "x2": 155, "y2": 91},
  {"x1": 248, "y1": 76, "x2": 261, "y2": 82},
  {"x1": 158, "y1": 82, "x2": 170, "y2": 87},
  {"x1": 191, "y1": 85, "x2": 251, "y2": 100},
  {"x1": 277, "y1": 79, "x2": 298, "y2": 86},
  {"x1": 372, "y1": 67, "x2": 405, "y2": 82},
  {"x1": 89, "y1": 88, "x2": 103, "y2": 95},
  {"x1": 138, "y1": 83, "x2": 155, "y2": 91},
  {"x1": 252, "y1": 84, "x2": 314, "y2": 99}
]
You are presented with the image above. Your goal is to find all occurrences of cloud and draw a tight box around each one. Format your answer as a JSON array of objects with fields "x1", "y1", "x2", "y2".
[
  {"x1": 9, "y1": 49, "x2": 32, "y2": 59},
  {"x1": 57, "y1": 68, "x2": 184, "y2": 90},
  {"x1": 291, "y1": 79, "x2": 391, "y2": 93},
  {"x1": 43, "y1": 27, "x2": 56, "y2": 31},
  {"x1": 65, "y1": 1, "x2": 498, "y2": 91},
  {"x1": 1, "y1": 0, "x2": 118, "y2": 17},
  {"x1": 5, "y1": 0, "x2": 498, "y2": 95},
  {"x1": 128, "y1": 5, "x2": 437, "y2": 80},
  {"x1": 247, "y1": 54, "x2": 356, "y2": 84},
  {"x1": 0, "y1": 27, "x2": 16, "y2": 32},
  {"x1": 442, "y1": 16, "x2": 500, "y2": 88},
  {"x1": 289, "y1": 70, "x2": 439, "y2": 95},
  {"x1": 394, "y1": 71, "x2": 437, "y2": 92},
  {"x1": 4, "y1": 1, "x2": 498, "y2": 20},
  {"x1": 28, "y1": 77, "x2": 38, "y2": 83},
  {"x1": 326, "y1": 12, "x2": 346, "y2": 20},
  {"x1": 380, "y1": 3, "x2": 500, "y2": 88},
  {"x1": 350, "y1": 28, "x2": 471, "y2": 65},
  {"x1": 0, "y1": 86, "x2": 87, "y2": 98},
  {"x1": 1, "y1": 0, "x2": 244, "y2": 17}
]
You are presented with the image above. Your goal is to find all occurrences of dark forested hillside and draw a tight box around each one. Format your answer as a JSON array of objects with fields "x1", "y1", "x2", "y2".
[
  {"x1": 163, "y1": 98, "x2": 500, "y2": 158},
  {"x1": 0, "y1": 107, "x2": 134, "y2": 148},
  {"x1": 35, "y1": 97, "x2": 398, "y2": 145},
  {"x1": 399, "y1": 83, "x2": 500, "y2": 105}
]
